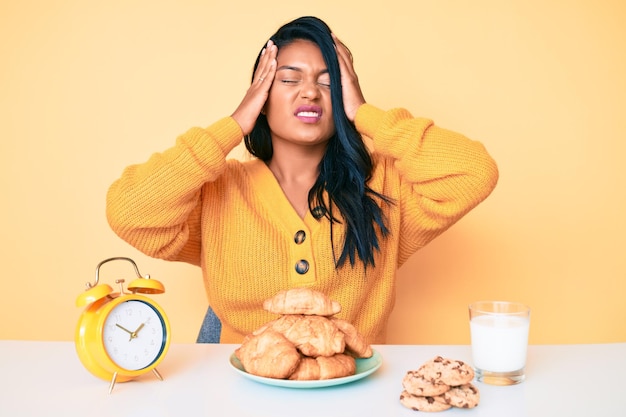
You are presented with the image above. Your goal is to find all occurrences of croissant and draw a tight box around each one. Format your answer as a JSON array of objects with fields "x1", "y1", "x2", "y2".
[
  {"x1": 261, "y1": 314, "x2": 304, "y2": 335},
  {"x1": 289, "y1": 354, "x2": 356, "y2": 380},
  {"x1": 236, "y1": 289, "x2": 372, "y2": 381},
  {"x1": 235, "y1": 329, "x2": 301, "y2": 379},
  {"x1": 331, "y1": 317, "x2": 373, "y2": 358},
  {"x1": 316, "y1": 354, "x2": 356, "y2": 380},
  {"x1": 289, "y1": 357, "x2": 320, "y2": 380},
  {"x1": 280, "y1": 315, "x2": 345, "y2": 357},
  {"x1": 263, "y1": 288, "x2": 341, "y2": 316}
]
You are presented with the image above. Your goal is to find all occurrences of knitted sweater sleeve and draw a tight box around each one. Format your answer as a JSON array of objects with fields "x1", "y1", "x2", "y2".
[
  {"x1": 354, "y1": 104, "x2": 499, "y2": 264},
  {"x1": 106, "y1": 117, "x2": 244, "y2": 265}
]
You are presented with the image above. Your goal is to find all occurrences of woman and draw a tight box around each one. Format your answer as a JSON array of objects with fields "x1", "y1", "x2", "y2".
[{"x1": 106, "y1": 16, "x2": 498, "y2": 344}]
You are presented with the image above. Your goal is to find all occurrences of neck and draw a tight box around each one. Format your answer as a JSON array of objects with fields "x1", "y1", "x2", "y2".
[
  {"x1": 266, "y1": 142, "x2": 325, "y2": 185},
  {"x1": 266, "y1": 142, "x2": 326, "y2": 218}
]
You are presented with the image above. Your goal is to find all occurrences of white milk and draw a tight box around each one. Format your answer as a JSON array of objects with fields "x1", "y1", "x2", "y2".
[{"x1": 470, "y1": 315, "x2": 530, "y2": 372}]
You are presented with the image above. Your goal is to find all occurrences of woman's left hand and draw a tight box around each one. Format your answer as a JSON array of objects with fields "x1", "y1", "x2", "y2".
[{"x1": 332, "y1": 33, "x2": 366, "y2": 122}]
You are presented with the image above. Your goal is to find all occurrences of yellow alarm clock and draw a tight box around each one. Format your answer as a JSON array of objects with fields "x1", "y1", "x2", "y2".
[{"x1": 75, "y1": 257, "x2": 171, "y2": 393}]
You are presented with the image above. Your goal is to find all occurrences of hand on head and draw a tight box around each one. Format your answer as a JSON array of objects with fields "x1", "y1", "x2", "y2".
[
  {"x1": 332, "y1": 33, "x2": 366, "y2": 122},
  {"x1": 231, "y1": 21, "x2": 367, "y2": 137},
  {"x1": 231, "y1": 40, "x2": 278, "y2": 136}
]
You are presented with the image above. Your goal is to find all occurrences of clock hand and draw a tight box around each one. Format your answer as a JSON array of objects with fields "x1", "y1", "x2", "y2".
[
  {"x1": 130, "y1": 323, "x2": 145, "y2": 339},
  {"x1": 116, "y1": 323, "x2": 135, "y2": 341},
  {"x1": 116, "y1": 324, "x2": 133, "y2": 335}
]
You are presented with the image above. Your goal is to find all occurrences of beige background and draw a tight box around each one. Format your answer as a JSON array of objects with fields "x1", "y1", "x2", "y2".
[{"x1": 1, "y1": 0, "x2": 624, "y2": 345}]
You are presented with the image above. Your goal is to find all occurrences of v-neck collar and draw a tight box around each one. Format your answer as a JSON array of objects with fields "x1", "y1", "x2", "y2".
[{"x1": 244, "y1": 159, "x2": 322, "y2": 234}]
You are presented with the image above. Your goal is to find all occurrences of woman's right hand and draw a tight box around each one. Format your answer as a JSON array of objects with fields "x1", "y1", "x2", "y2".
[{"x1": 231, "y1": 40, "x2": 277, "y2": 136}]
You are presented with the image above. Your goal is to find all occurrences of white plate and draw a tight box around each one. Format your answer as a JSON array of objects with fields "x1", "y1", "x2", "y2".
[{"x1": 229, "y1": 349, "x2": 382, "y2": 389}]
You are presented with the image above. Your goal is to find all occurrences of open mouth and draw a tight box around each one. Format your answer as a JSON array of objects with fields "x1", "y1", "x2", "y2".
[{"x1": 295, "y1": 106, "x2": 323, "y2": 123}]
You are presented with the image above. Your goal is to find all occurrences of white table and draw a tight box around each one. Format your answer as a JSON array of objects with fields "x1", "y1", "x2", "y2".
[{"x1": 0, "y1": 341, "x2": 624, "y2": 416}]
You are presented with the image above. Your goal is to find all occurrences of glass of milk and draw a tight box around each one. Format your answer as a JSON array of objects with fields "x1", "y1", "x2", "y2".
[{"x1": 469, "y1": 301, "x2": 530, "y2": 385}]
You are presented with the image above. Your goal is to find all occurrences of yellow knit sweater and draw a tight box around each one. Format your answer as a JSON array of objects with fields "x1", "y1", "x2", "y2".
[{"x1": 106, "y1": 104, "x2": 498, "y2": 344}]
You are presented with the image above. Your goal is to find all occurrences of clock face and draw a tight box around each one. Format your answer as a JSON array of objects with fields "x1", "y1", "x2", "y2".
[{"x1": 102, "y1": 299, "x2": 167, "y2": 371}]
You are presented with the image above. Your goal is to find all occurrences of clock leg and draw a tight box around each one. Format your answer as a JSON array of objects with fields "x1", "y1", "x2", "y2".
[
  {"x1": 108, "y1": 372, "x2": 118, "y2": 394},
  {"x1": 152, "y1": 368, "x2": 163, "y2": 381}
]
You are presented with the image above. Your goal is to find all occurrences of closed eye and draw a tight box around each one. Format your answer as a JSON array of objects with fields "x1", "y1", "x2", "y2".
[
  {"x1": 317, "y1": 74, "x2": 331, "y2": 88},
  {"x1": 280, "y1": 79, "x2": 330, "y2": 88},
  {"x1": 277, "y1": 65, "x2": 330, "y2": 88}
]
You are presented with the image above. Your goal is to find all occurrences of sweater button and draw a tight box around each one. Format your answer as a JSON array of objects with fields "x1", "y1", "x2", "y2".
[
  {"x1": 294, "y1": 230, "x2": 306, "y2": 244},
  {"x1": 311, "y1": 206, "x2": 326, "y2": 219},
  {"x1": 295, "y1": 260, "x2": 309, "y2": 274}
]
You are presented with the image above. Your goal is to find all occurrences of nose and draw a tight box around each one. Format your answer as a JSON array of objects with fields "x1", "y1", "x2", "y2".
[{"x1": 300, "y1": 79, "x2": 321, "y2": 100}]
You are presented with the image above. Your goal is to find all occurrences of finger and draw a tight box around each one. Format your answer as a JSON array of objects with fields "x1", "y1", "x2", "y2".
[
  {"x1": 254, "y1": 40, "x2": 277, "y2": 84},
  {"x1": 231, "y1": 42, "x2": 277, "y2": 134},
  {"x1": 332, "y1": 33, "x2": 354, "y2": 64},
  {"x1": 332, "y1": 37, "x2": 358, "y2": 82},
  {"x1": 331, "y1": 34, "x2": 365, "y2": 121}
]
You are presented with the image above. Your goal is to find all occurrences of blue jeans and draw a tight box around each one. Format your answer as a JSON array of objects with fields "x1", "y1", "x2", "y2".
[{"x1": 196, "y1": 305, "x2": 222, "y2": 343}]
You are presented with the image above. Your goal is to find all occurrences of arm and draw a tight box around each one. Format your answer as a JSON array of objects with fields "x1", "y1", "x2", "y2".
[
  {"x1": 107, "y1": 41, "x2": 279, "y2": 263},
  {"x1": 356, "y1": 103, "x2": 498, "y2": 209},
  {"x1": 355, "y1": 104, "x2": 499, "y2": 262},
  {"x1": 333, "y1": 33, "x2": 498, "y2": 248},
  {"x1": 105, "y1": 117, "x2": 243, "y2": 264}
]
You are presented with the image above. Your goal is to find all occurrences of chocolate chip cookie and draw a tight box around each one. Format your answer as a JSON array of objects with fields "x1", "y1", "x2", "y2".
[
  {"x1": 442, "y1": 383, "x2": 480, "y2": 409},
  {"x1": 402, "y1": 370, "x2": 450, "y2": 396},
  {"x1": 417, "y1": 356, "x2": 475, "y2": 386},
  {"x1": 399, "y1": 356, "x2": 480, "y2": 412},
  {"x1": 399, "y1": 391, "x2": 451, "y2": 412}
]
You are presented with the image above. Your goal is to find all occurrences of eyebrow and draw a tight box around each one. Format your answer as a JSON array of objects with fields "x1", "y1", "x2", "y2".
[{"x1": 276, "y1": 65, "x2": 329, "y2": 74}]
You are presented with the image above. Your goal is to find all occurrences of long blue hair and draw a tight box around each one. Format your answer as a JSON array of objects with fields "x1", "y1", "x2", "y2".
[{"x1": 244, "y1": 16, "x2": 392, "y2": 269}]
